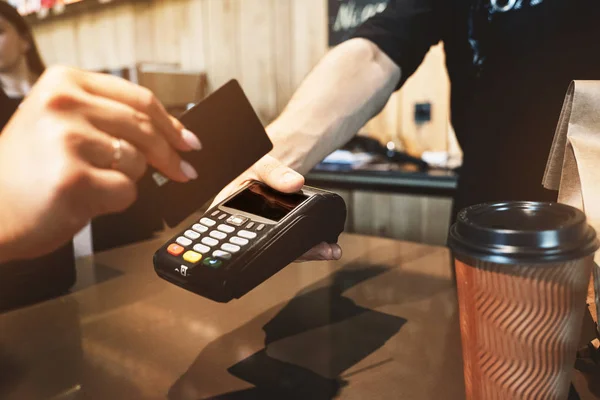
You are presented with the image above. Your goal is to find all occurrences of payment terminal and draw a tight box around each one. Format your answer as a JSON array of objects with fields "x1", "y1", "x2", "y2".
[{"x1": 153, "y1": 181, "x2": 347, "y2": 302}]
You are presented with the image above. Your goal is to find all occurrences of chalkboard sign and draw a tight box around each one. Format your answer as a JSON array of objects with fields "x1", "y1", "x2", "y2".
[{"x1": 328, "y1": 0, "x2": 390, "y2": 47}]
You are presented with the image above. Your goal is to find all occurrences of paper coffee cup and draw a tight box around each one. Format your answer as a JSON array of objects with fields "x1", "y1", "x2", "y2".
[{"x1": 448, "y1": 201, "x2": 599, "y2": 400}]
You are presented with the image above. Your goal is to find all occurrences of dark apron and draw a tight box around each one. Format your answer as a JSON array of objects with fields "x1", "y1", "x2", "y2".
[{"x1": 0, "y1": 90, "x2": 76, "y2": 312}]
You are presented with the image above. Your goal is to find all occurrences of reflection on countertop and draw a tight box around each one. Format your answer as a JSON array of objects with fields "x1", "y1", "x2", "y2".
[
  {"x1": 169, "y1": 266, "x2": 412, "y2": 399},
  {"x1": 0, "y1": 232, "x2": 466, "y2": 400}
]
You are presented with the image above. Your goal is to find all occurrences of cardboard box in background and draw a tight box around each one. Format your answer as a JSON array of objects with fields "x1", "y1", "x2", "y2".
[{"x1": 99, "y1": 63, "x2": 208, "y2": 116}]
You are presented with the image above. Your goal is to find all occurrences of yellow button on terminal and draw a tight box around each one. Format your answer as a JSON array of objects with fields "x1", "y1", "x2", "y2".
[{"x1": 183, "y1": 251, "x2": 202, "y2": 264}]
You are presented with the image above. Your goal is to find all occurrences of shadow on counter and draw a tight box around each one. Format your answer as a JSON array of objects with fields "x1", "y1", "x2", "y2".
[{"x1": 168, "y1": 263, "x2": 452, "y2": 400}]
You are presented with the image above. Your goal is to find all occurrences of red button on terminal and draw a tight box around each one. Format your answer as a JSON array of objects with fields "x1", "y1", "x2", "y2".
[{"x1": 167, "y1": 243, "x2": 185, "y2": 256}]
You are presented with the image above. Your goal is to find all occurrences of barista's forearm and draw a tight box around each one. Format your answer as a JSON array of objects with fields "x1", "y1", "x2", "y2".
[{"x1": 266, "y1": 38, "x2": 401, "y2": 174}]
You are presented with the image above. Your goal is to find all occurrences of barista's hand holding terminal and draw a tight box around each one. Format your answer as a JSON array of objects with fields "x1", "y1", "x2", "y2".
[
  {"x1": 0, "y1": 66, "x2": 202, "y2": 263},
  {"x1": 210, "y1": 155, "x2": 343, "y2": 262}
]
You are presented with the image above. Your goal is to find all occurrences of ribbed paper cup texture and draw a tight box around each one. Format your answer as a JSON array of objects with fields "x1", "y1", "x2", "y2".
[{"x1": 455, "y1": 255, "x2": 593, "y2": 400}]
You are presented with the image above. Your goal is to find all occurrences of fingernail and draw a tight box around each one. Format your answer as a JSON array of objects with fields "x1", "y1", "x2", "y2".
[
  {"x1": 332, "y1": 246, "x2": 342, "y2": 260},
  {"x1": 180, "y1": 160, "x2": 198, "y2": 180},
  {"x1": 283, "y1": 170, "x2": 301, "y2": 184},
  {"x1": 181, "y1": 129, "x2": 202, "y2": 150}
]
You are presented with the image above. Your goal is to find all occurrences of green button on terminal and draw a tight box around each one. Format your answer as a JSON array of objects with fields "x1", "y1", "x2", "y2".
[{"x1": 203, "y1": 257, "x2": 223, "y2": 269}]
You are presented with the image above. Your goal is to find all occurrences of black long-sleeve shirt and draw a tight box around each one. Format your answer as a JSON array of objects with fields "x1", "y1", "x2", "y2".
[
  {"x1": 352, "y1": 0, "x2": 600, "y2": 219},
  {"x1": 0, "y1": 90, "x2": 21, "y2": 131}
]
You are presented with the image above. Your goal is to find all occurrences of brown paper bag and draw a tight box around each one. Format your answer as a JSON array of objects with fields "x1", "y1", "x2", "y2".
[{"x1": 543, "y1": 81, "x2": 600, "y2": 337}]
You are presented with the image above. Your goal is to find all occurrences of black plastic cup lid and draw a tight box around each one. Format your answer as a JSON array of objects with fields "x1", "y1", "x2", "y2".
[{"x1": 448, "y1": 201, "x2": 599, "y2": 264}]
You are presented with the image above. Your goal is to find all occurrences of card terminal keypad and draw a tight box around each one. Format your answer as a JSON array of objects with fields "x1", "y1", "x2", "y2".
[{"x1": 165, "y1": 212, "x2": 267, "y2": 275}]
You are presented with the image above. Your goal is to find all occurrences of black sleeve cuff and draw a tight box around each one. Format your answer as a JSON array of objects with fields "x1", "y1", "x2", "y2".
[{"x1": 350, "y1": 1, "x2": 442, "y2": 90}]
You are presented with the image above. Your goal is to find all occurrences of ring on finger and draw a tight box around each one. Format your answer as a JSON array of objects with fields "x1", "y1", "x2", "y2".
[{"x1": 111, "y1": 138, "x2": 123, "y2": 170}]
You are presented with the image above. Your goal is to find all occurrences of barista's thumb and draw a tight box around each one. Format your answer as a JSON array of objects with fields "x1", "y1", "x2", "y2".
[{"x1": 254, "y1": 155, "x2": 304, "y2": 193}]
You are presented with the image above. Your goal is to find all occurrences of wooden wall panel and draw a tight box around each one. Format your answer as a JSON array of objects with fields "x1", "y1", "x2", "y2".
[
  {"x1": 73, "y1": 11, "x2": 102, "y2": 70},
  {"x1": 239, "y1": 0, "x2": 277, "y2": 123},
  {"x1": 179, "y1": 0, "x2": 206, "y2": 70},
  {"x1": 362, "y1": 43, "x2": 451, "y2": 156},
  {"x1": 352, "y1": 191, "x2": 452, "y2": 246},
  {"x1": 133, "y1": 1, "x2": 155, "y2": 64},
  {"x1": 273, "y1": 0, "x2": 293, "y2": 113},
  {"x1": 106, "y1": 4, "x2": 137, "y2": 69},
  {"x1": 389, "y1": 194, "x2": 424, "y2": 243},
  {"x1": 419, "y1": 196, "x2": 453, "y2": 245},
  {"x1": 353, "y1": 192, "x2": 392, "y2": 238},
  {"x1": 290, "y1": 0, "x2": 328, "y2": 89},
  {"x1": 33, "y1": 17, "x2": 79, "y2": 67},
  {"x1": 398, "y1": 43, "x2": 450, "y2": 154},
  {"x1": 204, "y1": 0, "x2": 239, "y2": 91},
  {"x1": 151, "y1": 0, "x2": 186, "y2": 65}
]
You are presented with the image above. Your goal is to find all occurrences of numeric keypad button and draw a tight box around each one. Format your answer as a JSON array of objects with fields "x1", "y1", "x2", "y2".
[
  {"x1": 200, "y1": 218, "x2": 216, "y2": 227},
  {"x1": 238, "y1": 230, "x2": 257, "y2": 239},
  {"x1": 201, "y1": 237, "x2": 219, "y2": 247},
  {"x1": 210, "y1": 231, "x2": 227, "y2": 240},
  {"x1": 176, "y1": 236, "x2": 192, "y2": 247},
  {"x1": 230, "y1": 236, "x2": 249, "y2": 246},
  {"x1": 184, "y1": 230, "x2": 200, "y2": 240},
  {"x1": 213, "y1": 250, "x2": 232, "y2": 260}
]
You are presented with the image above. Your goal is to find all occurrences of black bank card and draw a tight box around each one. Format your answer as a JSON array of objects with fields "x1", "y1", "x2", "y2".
[{"x1": 150, "y1": 80, "x2": 273, "y2": 227}]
